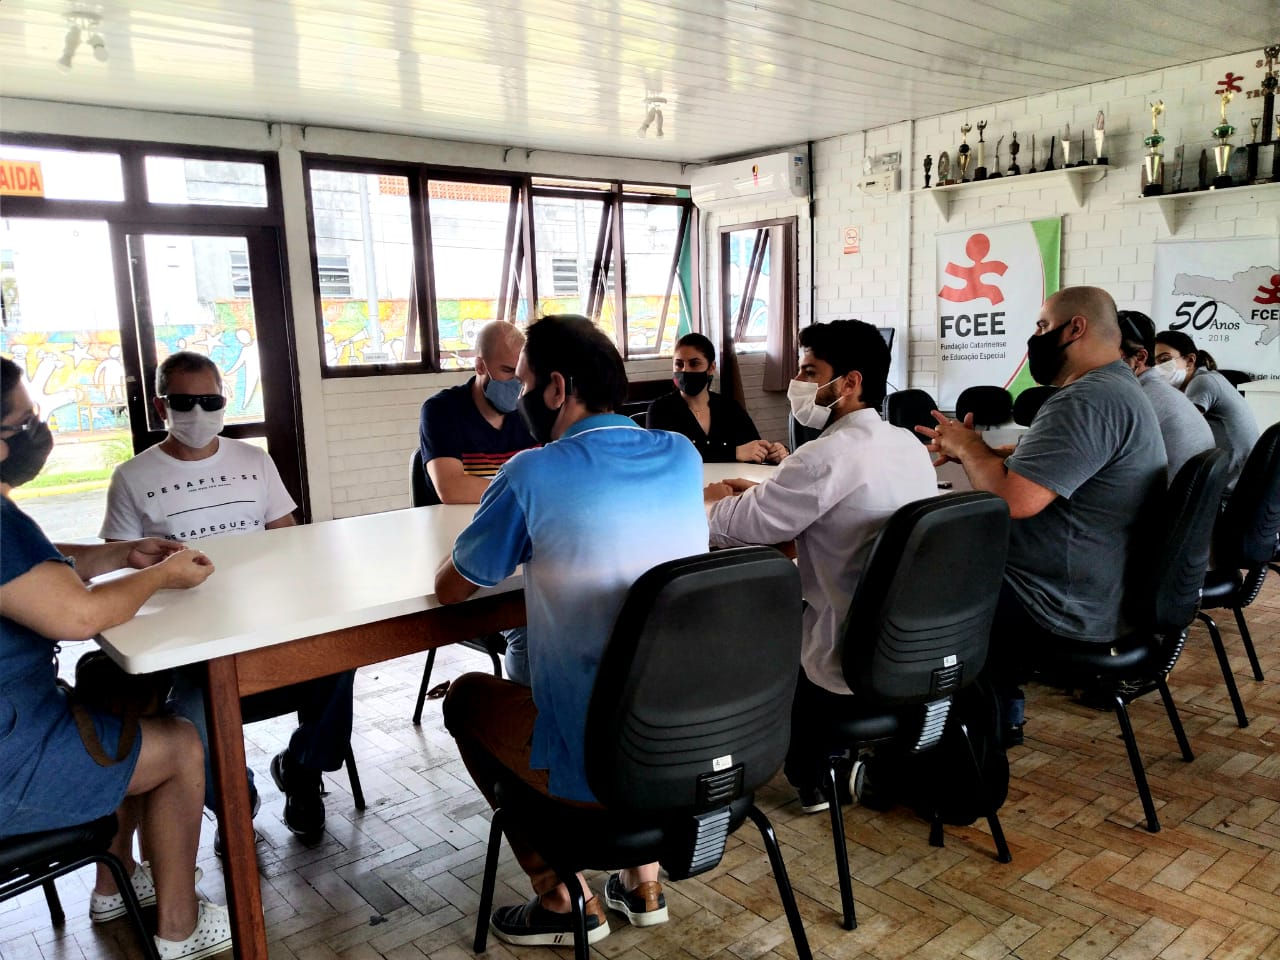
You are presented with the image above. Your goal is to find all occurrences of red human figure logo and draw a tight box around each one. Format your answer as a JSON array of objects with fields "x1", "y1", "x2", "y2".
[
  {"x1": 1255, "y1": 273, "x2": 1280, "y2": 305},
  {"x1": 939, "y1": 234, "x2": 1008, "y2": 305},
  {"x1": 1215, "y1": 72, "x2": 1244, "y2": 95}
]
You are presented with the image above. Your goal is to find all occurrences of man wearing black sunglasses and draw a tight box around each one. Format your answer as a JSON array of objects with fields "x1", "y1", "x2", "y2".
[{"x1": 100, "y1": 351, "x2": 354, "y2": 845}]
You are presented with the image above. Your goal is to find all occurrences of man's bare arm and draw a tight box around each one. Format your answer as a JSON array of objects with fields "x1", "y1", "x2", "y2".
[{"x1": 425, "y1": 457, "x2": 492, "y2": 505}]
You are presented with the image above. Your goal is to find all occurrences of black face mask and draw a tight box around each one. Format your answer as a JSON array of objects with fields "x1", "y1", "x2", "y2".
[
  {"x1": 1026, "y1": 325, "x2": 1070, "y2": 386},
  {"x1": 0, "y1": 420, "x2": 54, "y2": 487},
  {"x1": 674, "y1": 371, "x2": 711, "y2": 397},
  {"x1": 517, "y1": 382, "x2": 562, "y2": 444}
]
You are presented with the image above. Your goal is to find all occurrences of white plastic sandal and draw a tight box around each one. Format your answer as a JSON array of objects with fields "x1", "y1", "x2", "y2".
[
  {"x1": 90, "y1": 861, "x2": 205, "y2": 923},
  {"x1": 153, "y1": 899, "x2": 233, "y2": 960}
]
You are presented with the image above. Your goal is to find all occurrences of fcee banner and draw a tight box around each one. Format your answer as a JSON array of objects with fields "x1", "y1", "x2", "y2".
[
  {"x1": 936, "y1": 217, "x2": 1061, "y2": 409},
  {"x1": 1152, "y1": 237, "x2": 1280, "y2": 379}
]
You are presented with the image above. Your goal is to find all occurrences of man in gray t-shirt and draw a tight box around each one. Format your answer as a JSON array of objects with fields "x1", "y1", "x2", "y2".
[
  {"x1": 1118, "y1": 310, "x2": 1215, "y2": 485},
  {"x1": 924, "y1": 286, "x2": 1166, "y2": 741}
]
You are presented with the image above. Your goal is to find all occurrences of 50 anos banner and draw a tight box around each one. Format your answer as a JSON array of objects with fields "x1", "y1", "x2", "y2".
[
  {"x1": 1152, "y1": 237, "x2": 1280, "y2": 379},
  {"x1": 935, "y1": 218, "x2": 1061, "y2": 410}
]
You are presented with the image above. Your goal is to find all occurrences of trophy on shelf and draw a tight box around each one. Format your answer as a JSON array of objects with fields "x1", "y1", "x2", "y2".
[
  {"x1": 1028, "y1": 133, "x2": 1037, "y2": 173},
  {"x1": 1251, "y1": 44, "x2": 1279, "y2": 183},
  {"x1": 1008, "y1": 132, "x2": 1021, "y2": 175},
  {"x1": 1198, "y1": 149, "x2": 1209, "y2": 191},
  {"x1": 1061, "y1": 124, "x2": 1073, "y2": 167},
  {"x1": 1078, "y1": 128, "x2": 1087, "y2": 167},
  {"x1": 1172, "y1": 144, "x2": 1185, "y2": 193},
  {"x1": 1093, "y1": 110, "x2": 1108, "y2": 165},
  {"x1": 957, "y1": 123, "x2": 972, "y2": 181},
  {"x1": 1143, "y1": 100, "x2": 1166, "y2": 196},
  {"x1": 923, "y1": 153, "x2": 933, "y2": 188},
  {"x1": 1044, "y1": 135, "x2": 1057, "y2": 171},
  {"x1": 1211, "y1": 89, "x2": 1236, "y2": 189},
  {"x1": 1251, "y1": 117, "x2": 1262, "y2": 143},
  {"x1": 974, "y1": 121, "x2": 989, "y2": 180},
  {"x1": 990, "y1": 135, "x2": 1004, "y2": 178},
  {"x1": 938, "y1": 150, "x2": 952, "y2": 185}
]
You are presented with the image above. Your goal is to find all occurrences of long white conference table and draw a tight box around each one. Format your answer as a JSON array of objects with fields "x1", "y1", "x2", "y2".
[{"x1": 97, "y1": 462, "x2": 777, "y2": 960}]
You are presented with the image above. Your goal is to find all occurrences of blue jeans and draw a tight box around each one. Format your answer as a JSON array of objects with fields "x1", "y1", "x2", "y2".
[
  {"x1": 503, "y1": 626, "x2": 529, "y2": 686},
  {"x1": 170, "y1": 667, "x2": 356, "y2": 811}
]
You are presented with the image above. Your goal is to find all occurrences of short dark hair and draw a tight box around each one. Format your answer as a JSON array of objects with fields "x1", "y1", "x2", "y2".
[
  {"x1": 523, "y1": 314, "x2": 628, "y2": 413},
  {"x1": 1, "y1": 356, "x2": 23, "y2": 419},
  {"x1": 1118, "y1": 310, "x2": 1155, "y2": 361},
  {"x1": 798, "y1": 319, "x2": 890, "y2": 410},
  {"x1": 156, "y1": 351, "x2": 222, "y2": 396},
  {"x1": 675, "y1": 332, "x2": 716, "y2": 365},
  {"x1": 1155, "y1": 329, "x2": 1216, "y2": 370}
]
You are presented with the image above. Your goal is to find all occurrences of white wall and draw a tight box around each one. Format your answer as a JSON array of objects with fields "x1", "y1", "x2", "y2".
[
  {"x1": 1, "y1": 98, "x2": 689, "y2": 519},
  {"x1": 696, "y1": 49, "x2": 1280, "y2": 408}
]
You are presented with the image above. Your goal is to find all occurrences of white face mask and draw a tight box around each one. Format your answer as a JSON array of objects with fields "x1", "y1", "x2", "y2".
[
  {"x1": 787, "y1": 377, "x2": 841, "y2": 430},
  {"x1": 1152, "y1": 358, "x2": 1187, "y2": 388},
  {"x1": 167, "y1": 406, "x2": 225, "y2": 449}
]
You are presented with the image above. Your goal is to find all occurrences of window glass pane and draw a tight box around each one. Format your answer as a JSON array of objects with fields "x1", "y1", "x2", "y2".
[
  {"x1": 145, "y1": 157, "x2": 268, "y2": 207},
  {"x1": 621, "y1": 202, "x2": 684, "y2": 356},
  {"x1": 0, "y1": 144, "x2": 124, "y2": 201},
  {"x1": 139, "y1": 234, "x2": 265, "y2": 427},
  {"x1": 429, "y1": 179, "x2": 514, "y2": 370},
  {"x1": 533, "y1": 194, "x2": 604, "y2": 318},
  {"x1": 725, "y1": 228, "x2": 770, "y2": 353},
  {"x1": 0, "y1": 217, "x2": 122, "y2": 539},
  {"x1": 308, "y1": 170, "x2": 415, "y2": 366}
]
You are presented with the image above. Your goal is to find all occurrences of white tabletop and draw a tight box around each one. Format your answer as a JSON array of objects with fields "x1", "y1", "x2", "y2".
[
  {"x1": 98, "y1": 463, "x2": 781, "y2": 674},
  {"x1": 97, "y1": 505, "x2": 515, "y2": 674}
]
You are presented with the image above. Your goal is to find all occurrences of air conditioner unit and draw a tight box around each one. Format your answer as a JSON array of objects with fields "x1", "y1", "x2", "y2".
[{"x1": 690, "y1": 152, "x2": 808, "y2": 210}]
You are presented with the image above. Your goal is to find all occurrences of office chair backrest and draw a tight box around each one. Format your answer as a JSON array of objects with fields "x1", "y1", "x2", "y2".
[
  {"x1": 841, "y1": 493, "x2": 1010, "y2": 706},
  {"x1": 585, "y1": 547, "x2": 802, "y2": 813},
  {"x1": 1217, "y1": 422, "x2": 1280, "y2": 569},
  {"x1": 883, "y1": 389, "x2": 938, "y2": 444},
  {"x1": 1217, "y1": 368, "x2": 1252, "y2": 389},
  {"x1": 1012, "y1": 385, "x2": 1057, "y2": 426},
  {"x1": 788, "y1": 413, "x2": 823, "y2": 451},
  {"x1": 956, "y1": 385, "x2": 1013, "y2": 426},
  {"x1": 1136, "y1": 448, "x2": 1228, "y2": 634},
  {"x1": 409, "y1": 448, "x2": 441, "y2": 507}
]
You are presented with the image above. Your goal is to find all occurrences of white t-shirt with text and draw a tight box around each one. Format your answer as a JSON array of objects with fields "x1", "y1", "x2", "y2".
[{"x1": 99, "y1": 438, "x2": 296, "y2": 542}]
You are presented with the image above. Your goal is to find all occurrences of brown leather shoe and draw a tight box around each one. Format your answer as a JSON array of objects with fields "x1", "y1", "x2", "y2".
[{"x1": 603, "y1": 873, "x2": 669, "y2": 927}]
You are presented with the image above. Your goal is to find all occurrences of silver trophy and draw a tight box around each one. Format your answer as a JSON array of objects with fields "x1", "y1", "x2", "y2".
[{"x1": 1093, "y1": 110, "x2": 1107, "y2": 164}]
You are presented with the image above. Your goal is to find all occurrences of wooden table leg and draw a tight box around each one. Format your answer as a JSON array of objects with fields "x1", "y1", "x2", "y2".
[{"x1": 205, "y1": 656, "x2": 268, "y2": 960}]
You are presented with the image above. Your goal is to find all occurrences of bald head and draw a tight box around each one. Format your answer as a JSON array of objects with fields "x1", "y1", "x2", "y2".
[
  {"x1": 1045, "y1": 286, "x2": 1121, "y2": 347},
  {"x1": 476, "y1": 320, "x2": 525, "y2": 363}
]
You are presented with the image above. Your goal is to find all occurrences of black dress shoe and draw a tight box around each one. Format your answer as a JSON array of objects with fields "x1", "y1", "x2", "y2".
[{"x1": 270, "y1": 751, "x2": 325, "y2": 841}]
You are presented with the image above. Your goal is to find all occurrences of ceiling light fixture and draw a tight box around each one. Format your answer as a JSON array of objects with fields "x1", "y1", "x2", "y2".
[
  {"x1": 56, "y1": 11, "x2": 107, "y2": 72},
  {"x1": 637, "y1": 97, "x2": 667, "y2": 139}
]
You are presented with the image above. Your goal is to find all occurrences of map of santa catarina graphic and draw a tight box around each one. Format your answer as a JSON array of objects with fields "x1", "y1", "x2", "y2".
[{"x1": 1154, "y1": 238, "x2": 1280, "y2": 377}]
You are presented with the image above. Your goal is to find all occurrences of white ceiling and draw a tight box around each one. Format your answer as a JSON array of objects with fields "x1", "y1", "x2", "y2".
[{"x1": 1, "y1": 1, "x2": 1278, "y2": 163}]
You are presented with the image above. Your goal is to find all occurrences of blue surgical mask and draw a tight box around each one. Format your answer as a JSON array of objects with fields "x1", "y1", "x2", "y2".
[{"x1": 483, "y1": 375, "x2": 523, "y2": 414}]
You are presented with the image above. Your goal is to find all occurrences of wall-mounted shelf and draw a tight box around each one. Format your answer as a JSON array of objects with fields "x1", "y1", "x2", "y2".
[
  {"x1": 1122, "y1": 180, "x2": 1280, "y2": 234},
  {"x1": 915, "y1": 165, "x2": 1108, "y2": 221}
]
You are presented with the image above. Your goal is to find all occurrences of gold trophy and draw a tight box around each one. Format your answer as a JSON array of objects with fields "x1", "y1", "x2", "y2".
[
  {"x1": 1212, "y1": 90, "x2": 1235, "y2": 189},
  {"x1": 974, "y1": 121, "x2": 988, "y2": 180},
  {"x1": 1143, "y1": 100, "x2": 1165, "y2": 196},
  {"x1": 957, "y1": 123, "x2": 972, "y2": 181}
]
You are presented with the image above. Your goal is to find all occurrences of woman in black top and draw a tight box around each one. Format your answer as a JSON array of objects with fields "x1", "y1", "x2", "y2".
[{"x1": 645, "y1": 333, "x2": 788, "y2": 463}]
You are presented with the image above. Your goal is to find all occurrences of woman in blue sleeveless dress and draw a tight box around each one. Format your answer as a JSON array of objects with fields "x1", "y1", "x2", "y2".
[{"x1": 1, "y1": 356, "x2": 232, "y2": 960}]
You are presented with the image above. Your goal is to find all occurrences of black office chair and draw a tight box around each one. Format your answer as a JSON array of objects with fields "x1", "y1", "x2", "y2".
[
  {"x1": 629, "y1": 412, "x2": 647, "y2": 427},
  {"x1": 1012, "y1": 385, "x2": 1057, "y2": 426},
  {"x1": 788, "y1": 412, "x2": 823, "y2": 451},
  {"x1": 1195, "y1": 423, "x2": 1280, "y2": 728},
  {"x1": 1, "y1": 814, "x2": 160, "y2": 960},
  {"x1": 956, "y1": 385, "x2": 1013, "y2": 427},
  {"x1": 883, "y1": 388, "x2": 938, "y2": 444},
  {"x1": 815, "y1": 492, "x2": 1012, "y2": 930},
  {"x1": 473, "y1": 547, "x2": 812, "y2": 960},
  {"x1": 1218, "y1": 368, "x2": 1252, "y2": 389},
  {"x1": 410, "y1": 449, "x2": 504, "y2": 725},
  {"x1": 1032, "y1": 448, "x2": 1229, "y2": 832},
  {"x1": 239, "y1": 685, "x2": 366, "y2": 812}
]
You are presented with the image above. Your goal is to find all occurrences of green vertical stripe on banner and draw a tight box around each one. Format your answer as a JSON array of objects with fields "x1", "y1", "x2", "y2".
[{"x1": 1006, "y1": 217, "x2": 1062, "y2": 397}]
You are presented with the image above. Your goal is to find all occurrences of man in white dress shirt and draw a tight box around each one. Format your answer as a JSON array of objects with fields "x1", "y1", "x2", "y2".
[{"x1": 704, "y1": 320, "x2": 937, "y2": 811}]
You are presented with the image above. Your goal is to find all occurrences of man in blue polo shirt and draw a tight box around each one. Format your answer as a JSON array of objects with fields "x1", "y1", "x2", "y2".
[
  {"x1": 420, "y1": 319, "x2": 536, "y2": 681},
  {"x1": 437, "y1": 314, "x2": 707, "y2": 948}
]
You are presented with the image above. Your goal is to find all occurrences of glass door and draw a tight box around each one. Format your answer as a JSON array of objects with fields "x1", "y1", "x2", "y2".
[{"x1": 117, "y1": 225, "x2": 306, "y2": 516}]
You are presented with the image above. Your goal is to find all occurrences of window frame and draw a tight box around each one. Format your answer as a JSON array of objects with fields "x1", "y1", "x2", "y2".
[{"x1": 302, "y1": 153, "x2": 698, "y2": 377}]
